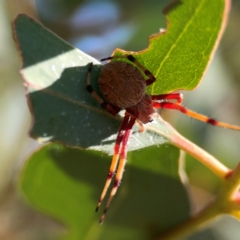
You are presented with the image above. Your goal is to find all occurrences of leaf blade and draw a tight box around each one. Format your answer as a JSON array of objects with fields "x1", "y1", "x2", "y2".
[
  {"x1": 13, "y1": 14, "x2": 170, "y2": 151},
  {"x1": 20, "y1": 143, "x2": 190, "y2": 240},
  {"x1": 114, "y1": 0, "x2": 229, "y2": 94}
]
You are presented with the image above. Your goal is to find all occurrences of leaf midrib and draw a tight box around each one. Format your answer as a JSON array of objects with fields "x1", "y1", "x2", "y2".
[
  {"x1": 31, "y1": 87, "x2": 119, "y2": 120},
  {"x1": 151, "y1": 0, "x2": 206, "y2": 94}
]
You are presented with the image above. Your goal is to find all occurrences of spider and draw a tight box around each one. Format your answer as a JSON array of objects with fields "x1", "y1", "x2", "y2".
[{"x1": 86, "y1": 54, "x2": 240, "y2": 223}]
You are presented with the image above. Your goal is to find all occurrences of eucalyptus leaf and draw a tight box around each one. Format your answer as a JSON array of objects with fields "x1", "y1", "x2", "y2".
[
  {"x1": 13, "y1": 14, "x2": 170, "y2": 152},
  {"x1": 20, "y1": 143, "x2": 190, "y2": 240},
  {"x1": 114, "y1": 0, "x2": 228, "y2": 94}
]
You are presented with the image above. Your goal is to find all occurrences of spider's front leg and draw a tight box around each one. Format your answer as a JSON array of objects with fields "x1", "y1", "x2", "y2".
[
  {"x1": 151, "y1": 92, "x2": 183, "y2": 104},
  {"x1": 152, "y1": 93, "x2": 240, "y2": 130},
  {"x1": 86, "y1": 62, "x2": 121, "y2": 115}
]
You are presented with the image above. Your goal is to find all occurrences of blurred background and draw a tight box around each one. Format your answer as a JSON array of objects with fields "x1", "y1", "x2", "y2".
[{"x1": 1, "y1": 0, "x2": 240, "y2": 239}]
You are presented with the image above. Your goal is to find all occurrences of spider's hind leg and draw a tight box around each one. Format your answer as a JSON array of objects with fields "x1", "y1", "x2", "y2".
[
  {"x1": 98, "y1": 114, "x2": 136, "y2": 223},
  {"x1": 95, "y1": 114, "x2": 131, "y2": 213}
]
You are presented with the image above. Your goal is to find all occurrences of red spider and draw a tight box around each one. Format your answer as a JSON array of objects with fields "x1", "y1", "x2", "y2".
[{"x1": 86, "y1": 54, "x2": 240, "y2": 223}]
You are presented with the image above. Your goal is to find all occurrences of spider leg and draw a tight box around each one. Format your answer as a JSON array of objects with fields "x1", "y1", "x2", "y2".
[
  {"x1": 101, "y1": 55, "x2": 156, "y2": 86},
  {"x1": 99, "y1": 115, "x2": 136, "y2": 223},
  {"x1": 151, "y1": 92, "x2": 183, "y2": 104},
  {"x1": 86, "y1": 63, "x2": 121, "y2": 115},
  {"x1": 153, "y1": 101, "x2": 240, "y2": 130},
  {"x1": 95, "y1": 114, "x2": 131, "y2": 212}
]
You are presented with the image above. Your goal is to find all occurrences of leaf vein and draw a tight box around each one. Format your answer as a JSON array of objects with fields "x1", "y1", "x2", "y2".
[{"x1": 151, "y1": 0, "x2": 206, "y2": 94}]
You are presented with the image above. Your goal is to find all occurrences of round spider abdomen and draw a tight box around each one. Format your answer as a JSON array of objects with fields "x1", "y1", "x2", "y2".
[{"x1": 99, "y1": 61, "x2": 146, "y2": 109}]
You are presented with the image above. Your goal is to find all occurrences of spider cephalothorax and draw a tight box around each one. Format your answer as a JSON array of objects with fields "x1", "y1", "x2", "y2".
[
  {"x1": 87, "y1": 55, "x2": 158, "y2": 124},
  {"x1": 99, "y1": 61, "x2": 157, "y2": 124},
  {"x1": 86, "y1": 54, "x2": 240, "y2": 223},
  {"x1": 99, "y1": 61, "x2": 146, "y2": 109}
]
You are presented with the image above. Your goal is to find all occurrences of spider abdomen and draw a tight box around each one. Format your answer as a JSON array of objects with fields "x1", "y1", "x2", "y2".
[{"x1": 99, "y1": 61, "x2": 146, "y2": 109}]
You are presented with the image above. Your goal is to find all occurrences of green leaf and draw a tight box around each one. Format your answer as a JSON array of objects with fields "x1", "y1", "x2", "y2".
[
  {"x1": 13, "y1": 14, "x2": 169, "y2": 151},
  {"x1": 20, "y1": 143, "x2": 190, "y2": 240},
  {"x1": 114, "y1": 0, "x2": 229, "y2": 94},
  {"x1": 13, "y1": 14, "x2": 116, "y2": 149}
]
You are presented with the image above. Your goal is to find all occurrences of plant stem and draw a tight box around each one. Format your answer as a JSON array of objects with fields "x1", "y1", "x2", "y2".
[
  {"x1": 168, "y1": 122, "x2": 230, "y2": 179},
  {"x1": 145, "y1": 119, "x2": 237, "y2": 239},
  {"x1": 156, "y1": 199, "x2": 219, "y2": 240},
  {"x1": 146, "y1": 120, "x2": 230, "y2": 179}
]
